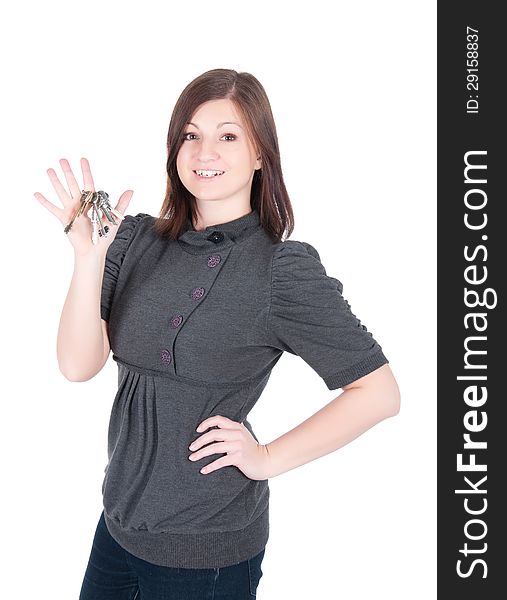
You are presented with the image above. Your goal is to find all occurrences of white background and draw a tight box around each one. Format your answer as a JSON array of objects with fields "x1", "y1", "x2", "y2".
[{"x1": 1, "y1": 1, "x2": 436, "y2": 598}]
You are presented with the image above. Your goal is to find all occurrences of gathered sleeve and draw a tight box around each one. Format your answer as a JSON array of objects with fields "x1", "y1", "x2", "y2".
[
  {"x1": 100, "y1": 213, "x2": 149, "y2": 322},
  {"x1": 266, "y1": 240, "x2": 389, "y2": 390}
]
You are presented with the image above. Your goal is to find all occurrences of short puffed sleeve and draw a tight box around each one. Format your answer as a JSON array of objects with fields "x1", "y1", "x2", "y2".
[
  {"x1": 100, "y1": 212, "x2": 149, "y2": 322},
  {"x1": 266, "y1": 240, "x2": 389, "y2": 390}
]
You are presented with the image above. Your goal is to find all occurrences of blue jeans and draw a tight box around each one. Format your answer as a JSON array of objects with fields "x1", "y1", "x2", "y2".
[{"x1": 79, "y1": 511, "x2": 265, "y2": 599}]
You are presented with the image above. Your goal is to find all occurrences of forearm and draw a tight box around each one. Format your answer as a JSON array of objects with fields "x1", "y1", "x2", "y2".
[
  {"x1": 57, "y1": 251, "x2": 108, "y2": 381},
  {"x1": 264, "y1": 384, "x2": 399, "y2": 478}
]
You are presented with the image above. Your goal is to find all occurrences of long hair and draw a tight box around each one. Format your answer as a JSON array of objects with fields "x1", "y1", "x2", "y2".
[{"x1": 153, "y1": 68, "x2": 294, "y2": 243}]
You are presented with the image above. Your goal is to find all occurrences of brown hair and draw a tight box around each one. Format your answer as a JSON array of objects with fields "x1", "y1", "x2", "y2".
[{"x1": 153, "y1": 68, "x2": 294, "y2": 243}]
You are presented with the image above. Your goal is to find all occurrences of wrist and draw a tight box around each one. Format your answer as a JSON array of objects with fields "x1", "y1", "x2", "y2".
[
  {"x1": 263, "y1": 443, "x2": 277, "y2": 479},
  {"x1": 73, "y1": 249, "x2": 106, "y2": 270}
]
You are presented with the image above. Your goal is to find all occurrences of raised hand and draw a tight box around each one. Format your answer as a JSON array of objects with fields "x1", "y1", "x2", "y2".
[{"x1": 34, "y1": 157, "x2": 133, "y2": 257}]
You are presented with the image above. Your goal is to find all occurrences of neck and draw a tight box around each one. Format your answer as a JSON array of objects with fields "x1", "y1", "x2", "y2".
[{"x1": 191, "y1": 203, "x2": 253, "y2": 232}]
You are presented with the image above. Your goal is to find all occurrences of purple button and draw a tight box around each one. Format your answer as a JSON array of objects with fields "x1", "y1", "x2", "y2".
[
  {"x1": 170, "y1": 314, "x2": 183, "y2": 328},
  {"x1": 207, "y1": 254, "x2": 221, "y2": 268},
  {"x1": 191, "y1": 286, "x2": 205, "y2": 300},
  {"x1": 160, "y1": 349, "x2": 172, "y2": 364}
]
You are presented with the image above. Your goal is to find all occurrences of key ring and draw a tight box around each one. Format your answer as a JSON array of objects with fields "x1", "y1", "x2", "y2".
[{"x1": 64, "y1": 189, "x2": 124, "y2": 245}]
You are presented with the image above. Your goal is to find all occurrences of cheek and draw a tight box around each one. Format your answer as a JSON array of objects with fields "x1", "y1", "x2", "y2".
[
  {"x1": 226, "y1": 147, "x2": 253, "y2": 172},
  {"x1": 177, "y1": 142, "x2": 194, "y2": 161},
  {"x1": 176, "y1": 149, "x2": 191, "y2": 178},
  {"x1": 176, "y1": 148, "x2": 185, "y2": 169}
]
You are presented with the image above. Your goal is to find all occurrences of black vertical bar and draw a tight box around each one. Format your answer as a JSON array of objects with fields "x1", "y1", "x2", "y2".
[{"x1": 438, "y1": 2, "x2": 506, "y2": 597}]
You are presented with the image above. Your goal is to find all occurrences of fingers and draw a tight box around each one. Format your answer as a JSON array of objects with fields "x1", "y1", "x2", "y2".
[
  {"x1": 47, "y1": 165, "x2": 73, "y2": 208},
  {"x1": 60, "y1": 158, "x2": 85, "y2": 199},
  {"x1": 45, "y1": 158, "x2": 95, "y2": 210},
  {"x1": 80, "y1": 157, "x2": 96, "y2": 193},
  {"x1": 34, "y1": 192, "x2": 62, "y2": 220},
  {"x1": 36, "y1": 158, "x2": 131, "y2": 231},
  {"x1": 115, "y1": 189, "x2": 134, "y2": 216}
]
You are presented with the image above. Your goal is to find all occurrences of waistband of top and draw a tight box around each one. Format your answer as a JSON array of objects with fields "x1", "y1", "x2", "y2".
[{"x1": 103, "y1": 505, "x2": 269, "y2": 569}]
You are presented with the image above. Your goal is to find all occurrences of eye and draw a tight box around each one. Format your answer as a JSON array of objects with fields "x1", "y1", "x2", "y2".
[{"x1": 181, "y1": 132, "x2": 237, "y2": 142}]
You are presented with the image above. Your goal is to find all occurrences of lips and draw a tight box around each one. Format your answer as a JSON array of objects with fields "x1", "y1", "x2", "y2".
[{"x1": 192, "y1": 170, "x2": 225, "y2": 179}]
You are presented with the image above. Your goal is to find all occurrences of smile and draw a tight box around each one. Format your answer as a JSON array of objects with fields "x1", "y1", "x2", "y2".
[{"x1": 193, "y1": 169, "x2": 225, "y2": 178}]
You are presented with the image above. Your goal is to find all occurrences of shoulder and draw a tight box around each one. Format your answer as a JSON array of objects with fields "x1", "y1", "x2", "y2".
[
  {"x1": 105, "y1": 212, "x2": 153, "y2": 260},
  {"x1": 113, "y1": 212, "x2": 152, "y2": 241},
  {"x1": 112, "y1": 211, "x2": 150, "y2": 234},
  {"x1": 270, "y1": 239, "x2": 324, "y2": 279},
  {"x1": 271, "y1": 239, "x2": 321, "y2": 262},
  {"x1": 270, "y1": 239, "x2": 344, "y2": 294},
  {"x1": 118, "y1": 211, "x2": 153, "y2": 233}
]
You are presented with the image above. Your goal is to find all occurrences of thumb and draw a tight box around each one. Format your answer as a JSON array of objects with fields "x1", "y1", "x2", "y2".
[{"x1": 116, "y1": 190, "x2": 134, "y2": 216}]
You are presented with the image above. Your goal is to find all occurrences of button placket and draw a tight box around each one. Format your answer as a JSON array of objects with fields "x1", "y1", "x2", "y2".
[{"x1": 159, "y1": 247, "x2": 231, "y2": 372}]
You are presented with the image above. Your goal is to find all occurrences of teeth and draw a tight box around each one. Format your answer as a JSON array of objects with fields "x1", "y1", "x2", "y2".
[{"x1": 195, "y1": 169, "x2": 224, "y2": 177}]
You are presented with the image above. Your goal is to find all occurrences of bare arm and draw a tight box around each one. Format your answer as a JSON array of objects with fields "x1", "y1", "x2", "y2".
[
  {"x1": 34, "y1": 157, "x2": 133, "y2": 382},
  {"x1": 264, "y1": 363, "x2": 400, "y2": 478},
  {"x1": 57, "y1": 250, "x2": 111, "y2": 381}
]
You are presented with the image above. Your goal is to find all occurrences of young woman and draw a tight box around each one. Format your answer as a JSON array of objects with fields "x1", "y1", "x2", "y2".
[{"x1": 35, "y1": 68, "x2": 400, "y2": 600}]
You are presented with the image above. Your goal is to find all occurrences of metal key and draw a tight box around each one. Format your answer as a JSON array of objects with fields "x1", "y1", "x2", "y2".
[
  {"x1": 97, "y1": 191, "x2": 124, "y2": 223},
  {"x1": 64, "y1": 190, "x2": 94, "y2": 234},
  {"x1": 90, "y1": 204, "x2": 100, "y2": 245},
  {"x1": 97, "y1": 198, "x2": 115, "y2": 224},
  {"x1": 96, "y1": 192, "x2": 123, "y2": 225},
  {"x1": 92, "y1": 202, "x2": 108, "y2": 240},
  {"x1": 64, "y1": 189, "x2": 124, "y2": 242},
  {"x1": 64, "y1": 198, "x2": 86, "y2": 234}
]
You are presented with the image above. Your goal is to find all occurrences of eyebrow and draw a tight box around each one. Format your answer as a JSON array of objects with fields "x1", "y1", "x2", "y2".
[{"x1": 186, "y1": 121, "x2": 243, "y2": 130}]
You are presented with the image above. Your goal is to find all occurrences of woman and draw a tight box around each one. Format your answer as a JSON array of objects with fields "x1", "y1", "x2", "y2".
[{"x1": 35, "y1": 68, "x2": 400, "y2": 599}]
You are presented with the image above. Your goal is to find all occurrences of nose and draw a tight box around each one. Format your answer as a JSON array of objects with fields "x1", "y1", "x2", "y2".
[{"x1": 194, "y1": 138, "x2": 220, "y2": 161}]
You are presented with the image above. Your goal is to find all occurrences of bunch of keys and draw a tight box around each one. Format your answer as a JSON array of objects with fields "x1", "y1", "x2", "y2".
[{"x1": 64, "y1": 190, "x2": 124, "y2": 245}]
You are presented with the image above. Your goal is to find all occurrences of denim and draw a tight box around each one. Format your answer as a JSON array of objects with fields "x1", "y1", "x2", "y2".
[{"x1": 79, "y1": 511, "x2": 265, "y2": 600}]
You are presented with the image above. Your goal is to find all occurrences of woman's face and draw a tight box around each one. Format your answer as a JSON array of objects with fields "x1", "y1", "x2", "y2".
[{"x1": 176, "y1": 98, "x2": 261, "y2": 206}]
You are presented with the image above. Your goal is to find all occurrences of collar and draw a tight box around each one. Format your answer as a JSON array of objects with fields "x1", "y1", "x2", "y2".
[{"x1": 177, "y1": 208, "x2": 261, "y2": 253}]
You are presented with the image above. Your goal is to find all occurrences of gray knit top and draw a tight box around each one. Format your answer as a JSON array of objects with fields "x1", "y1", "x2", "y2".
[{"x1": 99, "y1": 208, "x2": 389, "y2": 568}]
